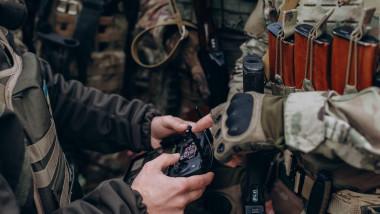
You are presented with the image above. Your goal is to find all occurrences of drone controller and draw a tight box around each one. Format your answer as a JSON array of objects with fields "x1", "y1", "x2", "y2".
[
  {"x1": 167, "y1": 125, "x2": 213, "y2": 177},
  {"x1": 123, "y1": 107, "x2": 213, "y2": 185}
]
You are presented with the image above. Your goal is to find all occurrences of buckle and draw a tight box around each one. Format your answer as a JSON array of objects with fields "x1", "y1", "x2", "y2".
[{"x1": 56, "y1": 0, "x2": 81, "y2": 16}]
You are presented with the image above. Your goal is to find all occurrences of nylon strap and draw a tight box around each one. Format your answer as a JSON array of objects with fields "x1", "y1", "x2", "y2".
[
  {"x1": 304, "y1": 9, "x2": 334, "y2": 84},
  {"x1": 263, "y1": 0, "x2": 299, "y2": 80},
  {"x1": 130, "y1": 0, "x2": 197, "y2": 69},
  {"x1": 33, "y1": 139, "x2": 60, "y2": 188},
  {"x1": 32, "y1": 172, "x2": 45, "y2": 214},
  {"x1": 73, "y1": 0, "x2": 103, "y2": 83},
  {"x1": 292, "y1": 170, "x2": 332, "y2": 214},
  {"x1": 0, "y1": 27, "x2": 22, "y2": 111},
  {"x1": 328, "y1": 190, "x2": 380, "y2": 214},
  {"x1": 344, "y1": 8, "x2": 376, "y2": 92},
  {"x1": 273, "y1": 9, "x2": 297, "y2": 81},
  {"x1": 59, "y1": 163, "x2": 70, "y2": 207},
  {"x1": 27, "y1": 119, "x2": 56, "y2": 164}
]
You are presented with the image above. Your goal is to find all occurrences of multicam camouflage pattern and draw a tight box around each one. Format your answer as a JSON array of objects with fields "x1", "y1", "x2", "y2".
[
  {"x1": 302, "y1": 78, "x2": 315, "y2": 91},
  {"x1": 328, "y1": 189, "x2": 380, "y2": 213},
  {"x1": 297, "y1": 0, "x2": 364, "y2": 32},
  {"x1": 365, "y1": 0, "x2": 380, "y2": 40},
  {"x1": 176, "y1": 0, "x2": 256, "y2": 33},
  {"x1": 271, "y1": 74, "x2": 296, "y2": 96},
  {"x1": 130, "y1": 0, "x2": 209, "y2": 117},
  {"x1": 284, "y1": 87, "x2": 380, "y2": 172}
]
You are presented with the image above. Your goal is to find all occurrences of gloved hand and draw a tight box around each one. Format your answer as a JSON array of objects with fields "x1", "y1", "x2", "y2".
[{"x1": 210, "y1": 92, "x2": 285, "y2": 163}]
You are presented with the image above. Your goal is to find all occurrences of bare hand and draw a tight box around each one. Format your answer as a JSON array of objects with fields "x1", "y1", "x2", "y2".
[
  {"x1": 192, "y1": 114, "x2": 213, "y2": 133},
  {"x1": 150, "y1": 116, "x2": 195, "y2": 149},
  {"x1": 131, "y1": 153, "x2": 214, "y2": 214}
]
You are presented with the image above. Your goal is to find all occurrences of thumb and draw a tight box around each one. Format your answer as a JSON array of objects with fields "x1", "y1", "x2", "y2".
[{"x1": 150, "y1": 153, "x2": 180, "y2": 171}]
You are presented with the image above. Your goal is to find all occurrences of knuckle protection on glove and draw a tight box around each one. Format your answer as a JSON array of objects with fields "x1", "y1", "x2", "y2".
[{"x1": 211, "y1": 92, "x2": 276, "y2": 163}]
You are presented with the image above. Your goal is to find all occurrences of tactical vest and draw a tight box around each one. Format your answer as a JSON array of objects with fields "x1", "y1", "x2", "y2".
[
  {"x1": 39, "y1": 0, "x2": 127, "y2": 94},
  {"x1": 0, "y1": 27, "x2": 72, "y2": 214},
  {"x1": 176, "y1": 0, "x2": 257, "y2": 33}
]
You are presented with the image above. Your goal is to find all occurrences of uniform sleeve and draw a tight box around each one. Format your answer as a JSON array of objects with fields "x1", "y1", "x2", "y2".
[
  {"x1": 283, "y1": 87, "x2": 380, "y2": 172},
  {"x1": 0, "y1": 174, "x2": 20, "y2": 214},
  {"x1": 43, "y1": 62, "x2": 161, "y2": 153},
  {"x1": 52, "y1": 179, "x2": 147, "y2": 214}
]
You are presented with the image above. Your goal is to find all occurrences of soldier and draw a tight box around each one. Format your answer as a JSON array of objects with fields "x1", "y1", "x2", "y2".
[
  {"x1": 0, "y1": 1, "x2": 214, "y2": 213},
  {"x1": 194, "y1": 87, "x2": 380, "y2": 213},
  {"x1": 191, "y1": 0, "x2": 380, "y2": 213}
]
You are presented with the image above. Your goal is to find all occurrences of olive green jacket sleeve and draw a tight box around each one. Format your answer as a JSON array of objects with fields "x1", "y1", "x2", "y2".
[
  {"x1": 44, "y1": 63, "x2": 161, "y2": 153},
  {"x1": 283, "y1": 87, "x2": 380, "y2": 172},
  {"x1": 53, "y1": 179, "x2": 147, "y2": 214}
]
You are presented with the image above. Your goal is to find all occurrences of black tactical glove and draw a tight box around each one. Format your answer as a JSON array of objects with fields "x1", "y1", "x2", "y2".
[{"x1": 211, "y1": 92, "x2": 285, "y2": 163}]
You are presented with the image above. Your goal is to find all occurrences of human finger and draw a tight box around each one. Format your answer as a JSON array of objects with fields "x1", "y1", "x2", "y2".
[
  {"x1": 182, "y1": 189, "x2": 204, "y2": 205},
  {"x1": 161, "y1": 116, "x2": 189, "y2": 132},
  {"x1": 224, "y1": 154, "x2": 245, "y2": 167},
  {"x1": 148, "y1": 153, "x2": 180, "y2": 172},
  {"x1": 265, "y1": 200, "x2": 275, "y2": 214},
  {"x1": 182, "y1": 172, "x2": 214, "y2": 191},
  {"x1": 192, "y1": 114, "x2": 213, "y2": 133}
]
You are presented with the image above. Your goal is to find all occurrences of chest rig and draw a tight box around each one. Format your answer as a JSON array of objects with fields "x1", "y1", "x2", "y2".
[{"x1": 0, "y1": 27, "x2": 73, "y2": 214}]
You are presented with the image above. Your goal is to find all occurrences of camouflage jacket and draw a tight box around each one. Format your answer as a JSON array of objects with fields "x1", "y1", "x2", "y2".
[{"x1": 284, "y1": 87, "x2": 380, "y2": 172}]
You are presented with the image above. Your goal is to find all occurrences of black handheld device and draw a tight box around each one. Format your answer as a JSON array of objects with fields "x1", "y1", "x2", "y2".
[{"x1": 124, "y1": 108, "x2": 213, "y2": 185}]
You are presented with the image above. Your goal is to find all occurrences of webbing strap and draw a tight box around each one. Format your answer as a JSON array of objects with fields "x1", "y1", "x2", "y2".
[
  {"x1": 0, "y1": 27, "x2": 22, "y2": 111},
  {"x1": 303, "y1": 9, "x2": 334, "y2": 84},
  {"x1": 262, "y1": 0, "x2": 299, "y2": 80},
  {"x1": 292, "y1": 170, "x2": 332, "y2": 214},
  {"x1": 32, "y1": 172, "x2": 45, "y2": 214},
  {"x1": 130, "y1": 0, "x2": 197, "y2": 69},
  {"x1": 73, "y1": 0, "x2": 103, "y2": 83},
  {"x1": 59, "y1": 164, "x2": 70, "y2": 207},
  {"x1": 344, "y1": 8, "x2": 376, "y2": 93},
  {"x1": 278, "y1": 0, "x2": 300, "y2": 23},
  {"x1": 27, "y1": 119, "x2": 56, "y2": 164},
  {"x1": 328, "y1": 190, "x2": 380, "y2": 214},
  {"x1": 33, "y1": 139, "x2": 60, "y2": 188}
]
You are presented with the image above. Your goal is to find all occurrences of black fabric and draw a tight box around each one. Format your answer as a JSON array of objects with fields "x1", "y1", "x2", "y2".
[
  {"x1": 204, "y1": 193, "x2": 232, "y2": 214},
  {"x1": 0, "y1": 1, "x2": 27, "y2": 30},
  {"x1": 0, "y1": 108, "x2": 35, "y2": 214},
  {"x1": 0, "y1": 108, "x2": 26, "y2": 194},
  {"x1": 0, "y1": 174, "x2": 20, "y2": 214},
  {"x1": 53, "y1": 179, "x2": 147, "y2": 214},
  {"x1": 226, "y1": 93, "x2": 253, "y2": 136},
  {"x1": 306, "y1": 171, "x2": 331, "y2": 214},
  {"x1": 72, "y1": 0, "x2": 103, "y2": 84},
  {"x1": 43, "y1": 60, "x2": 161, "y2": 153}
]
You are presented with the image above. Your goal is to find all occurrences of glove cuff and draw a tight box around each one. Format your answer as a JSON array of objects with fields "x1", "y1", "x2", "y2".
[{"x1": 261, "y1": 95, "x2": 286, "y2": 148}]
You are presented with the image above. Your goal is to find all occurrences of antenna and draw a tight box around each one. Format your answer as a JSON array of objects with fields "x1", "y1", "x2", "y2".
[{"x1": 185, "y1": 125, "x2": 206, "y2": 160}]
